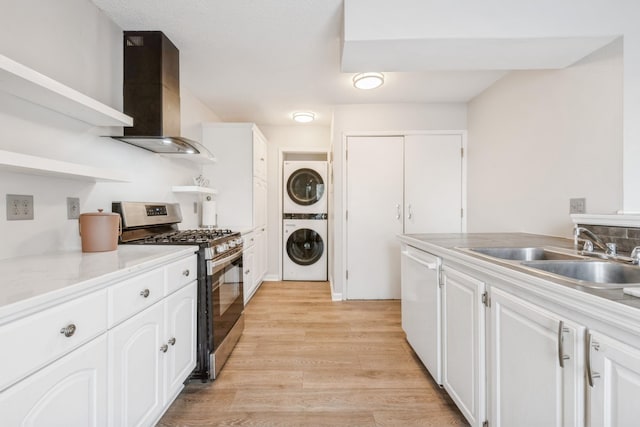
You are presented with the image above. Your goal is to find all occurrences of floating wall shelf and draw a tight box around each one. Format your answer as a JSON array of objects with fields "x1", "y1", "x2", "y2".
[
  {"x1": 172, "y1": 186, "x2": 218, "y2": 195},
  {"x1": 0, "y1": 150, "x2": 131, "y2": 182},
  {"x1": 0, "y1": 54, "x2": 133, "y2": 127}
]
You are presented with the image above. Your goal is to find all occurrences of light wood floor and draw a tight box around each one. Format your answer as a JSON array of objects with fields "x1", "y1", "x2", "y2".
[{"x1": 158, "y1": 281, "x2": 468, "y2": 427}]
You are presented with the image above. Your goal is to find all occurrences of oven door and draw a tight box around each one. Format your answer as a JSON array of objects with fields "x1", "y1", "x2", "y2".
[{"x1": 207, "y1": 250, "x2": 244, "y2": 351}]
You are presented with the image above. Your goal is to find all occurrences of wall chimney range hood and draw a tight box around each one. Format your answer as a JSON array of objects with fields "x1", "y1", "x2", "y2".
[{"x1": 111, "y1": 31, "x2": 214, "y2": 162}]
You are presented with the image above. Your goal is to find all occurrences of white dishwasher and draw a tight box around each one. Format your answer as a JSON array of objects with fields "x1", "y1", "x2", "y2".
[{"x1": 400, "y1": 243, "x2": 442, "y2": 384}]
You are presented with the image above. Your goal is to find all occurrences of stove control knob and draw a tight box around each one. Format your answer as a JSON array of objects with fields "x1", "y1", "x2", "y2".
[
  {"x1": 215, "y1": 244, "x2": 227, "y2": 254},
  {"x1": 235, "y1": 238, "x2": 244, "y2": 246},
  {"x1": 228, "y1": 240, "x2": 237, "y2": 248}
]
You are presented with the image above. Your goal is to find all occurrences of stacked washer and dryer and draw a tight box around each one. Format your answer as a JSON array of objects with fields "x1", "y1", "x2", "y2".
[{"x1": 282, "y1": 161, "x2": 328, "y2": 281}]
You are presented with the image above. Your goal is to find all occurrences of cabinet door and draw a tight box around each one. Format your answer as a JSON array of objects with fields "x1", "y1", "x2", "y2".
[
  {"x1": 251, "y1": 227, "x2": 267, "y2": 287},
  {"x1": 253, "y1": 177, "x2": 267, "y2": 228},
  {"x1": 588, "y1": 331, "x2": 640, "y2": 427},
  {"x1": 404, "y1": 134, "x2": 463, "y2": 234},
  {"x1": 243, "y1": 245, "x2": 256, "y2": 305},
  {"x1": 400, "y1": 246, "x2": 441, "y2": 383},
  {"x1": 0, "y1": 335, "x2": 107, "y2": 427},
  {"x1": 442, "y1": 268, "x2": 486, "y2": 427},
  {"x1": 109, "y1": 303, "x2": 165, "y2": 427},
  {"x1": 164, "y1": 282, "x2": 197, "y2": 404},
  {"x1": 489, "y1": 288, "x2": 583, "y2": 427},
  {"x1": 346, "y1": 135, "x2": 404, "y2": 299},
  {"x1": 253, "y1": 131, "x2": 267, "y2": 181}
]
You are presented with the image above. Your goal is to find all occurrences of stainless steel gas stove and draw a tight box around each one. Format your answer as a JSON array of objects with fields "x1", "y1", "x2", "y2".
[{"x1": 112, "y1": 201, "x2": 244, "y2": 380}]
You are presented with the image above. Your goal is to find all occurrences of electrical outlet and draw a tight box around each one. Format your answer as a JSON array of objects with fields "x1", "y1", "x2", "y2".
[
  {"x1": 570, "y1": 198, "x2": 586, "y2": 214},
  {"x1": 7, "y1": 194, "x2": 34, "y2": 220},
  {"x1": 67, "y1": 197, "x2": 80, "y2": 219}
]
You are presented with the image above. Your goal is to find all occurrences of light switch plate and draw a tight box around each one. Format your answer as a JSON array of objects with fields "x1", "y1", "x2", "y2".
[
  {"x1": 570, "y1": 198, "x2": 586, "y2": 214},
  {"x1": 7, "y1": 194, "x2": 34, "y2": 220}
]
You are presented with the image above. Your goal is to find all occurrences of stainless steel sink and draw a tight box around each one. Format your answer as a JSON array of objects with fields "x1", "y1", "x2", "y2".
[
  {"x1": 521, "y1": 260, "x2": 640, "y2": 288},
  {"x1": 465, "y1": 247, "x2": 584, "y2": 261}
]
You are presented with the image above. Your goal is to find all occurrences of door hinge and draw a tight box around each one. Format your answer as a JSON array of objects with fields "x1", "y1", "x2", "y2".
[
  {"x1": 461, "y1": 208, "x2": 464, "y2": 218},
  {"x1": 461, "y1": 147, "x2": 464, "y2": 158},
  {"x1": 482, "y1": 291, "x2": 491, "y2": 308},
  {"x1": 346, "y1": 210, "x2": 348, "y2": 220},
  {"x1": 346, "y1": 270, "x2": 349, "y2": 280},
  {"x1": 346, "y1": 149, "x2": 348, "y2": 161}
]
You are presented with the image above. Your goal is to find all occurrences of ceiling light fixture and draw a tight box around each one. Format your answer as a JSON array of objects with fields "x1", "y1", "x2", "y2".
[
  {"x1": 353, "y1": 72, "x2": 384, "y2": 90},
  {"x1": 292, "y1": 112, "x2": 315, "y2": 123}
]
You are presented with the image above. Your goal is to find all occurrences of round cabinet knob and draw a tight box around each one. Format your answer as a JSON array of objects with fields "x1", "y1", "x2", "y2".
[
  {"x1": 182, "y1": 269, "x2": 190, "y2": 277},
  {"x1": 160, "y1": 344, "x2": 169, "y2": 353},
  {"x1": 140, "y1": 289, "x2": 150, "y2": 298},
  {"x1": 168, "y1": 337, "x2": 176, "y2": 346},
  {"x1": 60, "y1": 324, "x2": 77, "y2": 338}
]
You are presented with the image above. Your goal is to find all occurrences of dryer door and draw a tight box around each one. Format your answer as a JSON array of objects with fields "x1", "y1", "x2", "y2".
[
  {"x1": 286, "y1": 228, "x2": 324, "y2": 265},
  {"x1": 286, "y1": 168, "x2": 325, "y2": 207}
]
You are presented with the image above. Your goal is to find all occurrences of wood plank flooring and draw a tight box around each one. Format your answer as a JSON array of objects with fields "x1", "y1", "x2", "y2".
[{"x1": 158, "y1": 281, "x2": 468, "y2": 427}]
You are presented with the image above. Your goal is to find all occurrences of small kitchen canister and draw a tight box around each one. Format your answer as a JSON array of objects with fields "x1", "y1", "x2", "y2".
[{"x1": 78, "y1": 209, "x2": 122, "y2": 252}]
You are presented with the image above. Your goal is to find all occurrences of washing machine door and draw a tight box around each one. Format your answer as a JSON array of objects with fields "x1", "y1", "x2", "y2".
[
  {"x1": 286, "y1": 168, "x2": 325, "y2": 207},
  {"x1": 286, "y1": 228, "x2": 324, "y2": 265}
]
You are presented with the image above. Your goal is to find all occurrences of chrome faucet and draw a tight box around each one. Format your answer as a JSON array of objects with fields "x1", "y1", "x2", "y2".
[{"x1": 574, "y1": 226, "x2": 610, "y2": 253}]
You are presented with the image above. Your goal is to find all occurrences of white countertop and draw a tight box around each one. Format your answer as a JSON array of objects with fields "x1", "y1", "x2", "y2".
[{"x1": 0, "y1": 245, "x2": 198, "y2": 323}]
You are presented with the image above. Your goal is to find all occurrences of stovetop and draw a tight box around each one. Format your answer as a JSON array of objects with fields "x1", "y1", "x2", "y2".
[{"x1": 141, "y1": 229, "x2": 238, "y2": 244}]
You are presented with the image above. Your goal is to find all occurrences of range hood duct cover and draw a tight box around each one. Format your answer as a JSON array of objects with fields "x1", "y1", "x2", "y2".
[{"x1": 112, "y1": 31, "x2": 211, "y2": 157}]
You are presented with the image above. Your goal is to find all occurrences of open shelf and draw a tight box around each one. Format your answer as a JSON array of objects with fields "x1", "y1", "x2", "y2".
[
  {"x1": 0, "y1": 54, "x2": 133, "y2": 127},
  {"x1": 0, "y1": 150, "x2": 131, "y2": 182},
  {"x1": 172, "y1": 186, "x2": 218, "y2": 195}
]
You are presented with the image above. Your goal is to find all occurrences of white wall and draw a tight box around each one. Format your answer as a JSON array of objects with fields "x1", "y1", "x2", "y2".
[
  {"x1": 344, "y1": 0, "x2": 640, "y2": 212},
  {"x1": 331, "y1": 103, "x2": 467, "y2": 298},
  {"x1": 0, "y1": 0, "x2": 221, "y2": 260},
  {"x1": 259, "y1": 124, "x2": 331, "y2": 278},
  {"x1": 467, "y1": 39, "x2": 623, "y2": 237}
]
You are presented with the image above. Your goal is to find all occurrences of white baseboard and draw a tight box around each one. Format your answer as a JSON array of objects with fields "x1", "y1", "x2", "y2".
[{"x1": 263, "y1": 274, "x2": 279, "y2": 281}]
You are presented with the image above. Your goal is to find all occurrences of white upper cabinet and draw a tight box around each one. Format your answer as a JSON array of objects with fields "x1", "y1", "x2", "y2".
[{"x1": 202, "y1": 123, "x2": 268, "y2": 230}]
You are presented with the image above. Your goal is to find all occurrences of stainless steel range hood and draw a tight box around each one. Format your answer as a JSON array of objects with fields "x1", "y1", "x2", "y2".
[{"x1": 111, "y1": 31, "x2": 214, "y2": 162}]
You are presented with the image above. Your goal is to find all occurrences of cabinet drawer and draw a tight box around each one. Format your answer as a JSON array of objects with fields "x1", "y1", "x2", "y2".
[
  {"x1": 166, "y1": 255, "x2": 197, "y2": 295},
  {"x1": 108, "y1": 268, "x2": 164, "y2": 327},
  {"x1": 0, "y1": 289, "x2": 107, "y2": 392}
]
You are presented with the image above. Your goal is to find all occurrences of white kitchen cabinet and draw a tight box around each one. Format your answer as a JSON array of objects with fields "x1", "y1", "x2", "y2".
[
  {"x1": 202, "y1": 122, "x2": 268, "y2": 289},
  {"x1": 243, "y1": 239, "x2": 256, "y2": 305},
  {"x1": 109, "y1": 301, "x2": 165, "y2": 427},
  {"x1": 489, "y1": 287, "x2": 584, "y2": 427},
  {"x1": 201, "y1": 122, "x2": 268, "y2": 230},
  {"x1": 109, "y1": 280, "x2": 197, "y2": 427},
  {"x1": 400, "y1": 244, "x2": 441, "y2": 383},
  {"x1": 0, "y1": 334, "x2": 108, "y2": 427},
  {"x1": 163, "y1": 282, "x2": 198, "y2": 404},
  {"x1": 442, "y1": 267, "x2": 486, "y2": 427},
  {"x1": 587, "y1": 331, "x2": 640, "y2": 427},
  {"x1": 346, "y1": 134, "x2": 463, "y2": 299}
]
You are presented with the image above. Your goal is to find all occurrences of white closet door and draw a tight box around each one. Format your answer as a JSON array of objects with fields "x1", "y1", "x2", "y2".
[
  {"x1": 346, "y1": 136, "x2": 404, "y2": 299},
  {"x1": 404, "y1": 134, "x2": 462, "y2": 233}
]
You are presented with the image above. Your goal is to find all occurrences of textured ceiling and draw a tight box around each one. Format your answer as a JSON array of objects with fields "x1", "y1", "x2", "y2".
[{"x1": 91, "y1": 0, "x2": 507, "y2": 126}]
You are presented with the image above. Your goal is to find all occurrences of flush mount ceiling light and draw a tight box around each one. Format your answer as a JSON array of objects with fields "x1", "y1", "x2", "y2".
[
  {"x1": 292, "y1": 112, "x2": 315, "y2": 123},
  {"x1": 353, "y1": 72, "x2": 384, "y2": 90}
]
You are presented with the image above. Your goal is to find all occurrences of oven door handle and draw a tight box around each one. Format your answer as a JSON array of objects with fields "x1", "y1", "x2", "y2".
[{"x1": 207, "y1": 250, "x2": 242, "y2": 276}]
